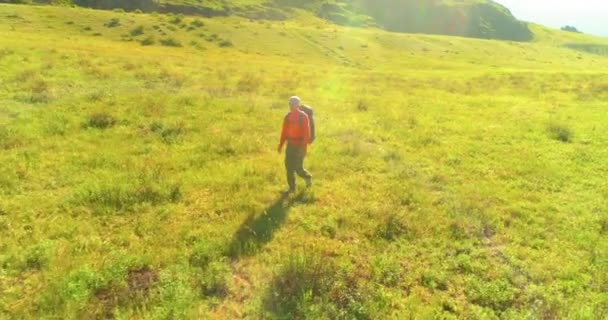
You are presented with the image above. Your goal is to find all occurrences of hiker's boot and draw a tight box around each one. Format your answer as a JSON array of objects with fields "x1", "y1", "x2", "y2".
[
  {"x1": 285, "y1": 187, "x2": 296, "y2": 194},
  {"x1": 305, "y1": 177, "x2": 312, "y2": 188}
]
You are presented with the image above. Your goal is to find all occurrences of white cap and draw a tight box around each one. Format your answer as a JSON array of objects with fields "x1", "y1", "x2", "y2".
[{"x1": 289, "y1": 96, "x2": 301, "y2": 106}]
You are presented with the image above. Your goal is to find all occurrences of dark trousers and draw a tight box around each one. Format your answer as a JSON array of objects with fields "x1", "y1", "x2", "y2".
[{"x1": 285, "y1": 143, "x2": 311, "y2": 189}]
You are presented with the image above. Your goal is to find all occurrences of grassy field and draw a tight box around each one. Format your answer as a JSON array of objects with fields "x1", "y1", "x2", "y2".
[{"x1": 1, "y1": 3, "x2": 608, "y2": 319}]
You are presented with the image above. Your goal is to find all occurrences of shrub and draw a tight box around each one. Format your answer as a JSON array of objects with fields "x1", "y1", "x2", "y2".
[
  {"x1": 376, "y1": 212, "x2": 414, "y2": 241},
  {"x1": 140, "y1": 36, "x2": 155, "y2": 46},
  {"x1": 357, "y1": 100, "x2": 368, "y2": 111},
  {"x1": 370, "y1": 254, "x2": 403, "y2": 287},
  {"x1": 263, "y1": 252, "x2": 371, "y2": 319},
  {"x1": 465, "y1": 277, "x2": 517, "y2": 312},
  {"x1": 169, "y1": 14, "x2": 183, "y2": 25},
  {"x1": 160, "y1": 37, "x2": 182, "y2": 47},
  {"x1": 29, "y1": 77, "x2": 52, "y2": 104},
  {"x1": 199, "y1": 260, "x2": 229, "y2": 298},
  {"x1": 548, "y1": 123, "x2": 573, "y2": 143},
  {"x1": 86, "y1": 112, "x2": 116, "y2": 129},
  {"x1": 190, "y1": 19, "x2": 204, "y2": 28},
  {"x1": 104, "y1": 18, "x2": 120, "y2": 28},
  {"x1": 218, "y1": 40, "x2": 233, "y2": 48},
  {"x1": 22, "y1": 241, "x2": 53, "y2": 271},
  {"x1": 130, "y1": 25, "x2": 144, "y2": 36},
  {"x1": 561, "y1": 25, "x2": 582, "y2": 33},
  {"x1": 189, "y1": 241, "x2": 218, "y2": 269}
]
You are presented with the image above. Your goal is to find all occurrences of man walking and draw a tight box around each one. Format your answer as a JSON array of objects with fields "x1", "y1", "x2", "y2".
[{"x1": 278, "y1": 96, "x2": 312, "y2": 193}]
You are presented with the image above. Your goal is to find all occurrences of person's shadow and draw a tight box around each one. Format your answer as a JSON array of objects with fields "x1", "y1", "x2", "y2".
[{"x1": 227, "y1": 192, "x2": 306, "y2": 259}]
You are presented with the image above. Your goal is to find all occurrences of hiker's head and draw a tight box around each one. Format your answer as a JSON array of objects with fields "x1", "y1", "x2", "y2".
[{"x1": 289, "y1": 96, "x2": 301, "y2": 111}]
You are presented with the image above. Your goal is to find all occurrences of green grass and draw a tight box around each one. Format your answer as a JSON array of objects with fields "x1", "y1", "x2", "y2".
[{"x1": 1, "y1": 3, "x2": 608, "y2": 319}]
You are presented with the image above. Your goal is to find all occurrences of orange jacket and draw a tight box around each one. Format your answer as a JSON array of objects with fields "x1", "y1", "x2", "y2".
[{"x1": 279, "y1": 109, "x2": 311, "y2": 148}]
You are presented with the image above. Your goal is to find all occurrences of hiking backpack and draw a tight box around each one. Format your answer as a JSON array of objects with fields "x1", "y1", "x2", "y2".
[{"x1": 299, "y1": 105, "x2": 315, "y2": 143}]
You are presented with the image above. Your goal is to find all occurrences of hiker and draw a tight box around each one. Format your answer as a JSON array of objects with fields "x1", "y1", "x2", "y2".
[{"x1": 278, "y1": 96, "x2": 314, "y2": 193}]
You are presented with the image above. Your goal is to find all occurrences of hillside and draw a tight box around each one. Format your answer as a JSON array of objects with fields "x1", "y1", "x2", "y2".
[
  {"x1": 6, "y1": 0, "x2": 534, "y2": 41},
  {"x1": 1, "y1": 3, "x2": 608, "y2": 319}
]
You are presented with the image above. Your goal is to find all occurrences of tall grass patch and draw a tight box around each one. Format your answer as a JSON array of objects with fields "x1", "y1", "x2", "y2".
[
  {"x1": 262, "y1": 251, "x2": 373, "y2": 319},
  {"x1": 548, "y1": 122, "x2": 573, "y2": 143},
  {"x1": 71, "y1": 169, "x2": 182, "y2": 214}
]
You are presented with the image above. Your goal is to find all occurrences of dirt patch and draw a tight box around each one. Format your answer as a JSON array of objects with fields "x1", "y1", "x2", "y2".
[{"x1": 87, "y1": 267, "x2": 159, "y2": 319}]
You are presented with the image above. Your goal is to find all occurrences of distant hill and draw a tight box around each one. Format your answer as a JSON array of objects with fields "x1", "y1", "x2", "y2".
[
  {"x1": 351, "y1": 0, "x2": 533, "y2": 41},
  {"x1": 7, "y1": 0, "x2": 533, "y2": 41}
]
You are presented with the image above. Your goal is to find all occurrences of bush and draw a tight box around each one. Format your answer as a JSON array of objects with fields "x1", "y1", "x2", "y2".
[
  {"x1": 190, "y1": 19, "x2": 204, "y2": 28},
  {"x1": 160, "y1": 37, "x2": 182, "y2": 47},
  {"x1": 104, "y1": 18, "x2": 120, "y2": 28},
  {"x1": 189, "y1": 241, "x2": 218, "y2": 269},
  {"x1": 218, "y1": 40, "x2": 233, "y2": 48},
  {"x1": 561, "y1": 25, "x2": 582, "y2": 33},
  {"x1": 29, "y1": 77, "x2": 52, "y2": 104},
  {"x1": 129, "y1": 25, "x2": 144, "y2": 36},
  {"x1": 86, "y1": 112, "x2": 116, "y2": 129},
  {"x1": 262, "y1": 252, "x2": 371, "y2": 319},
  {"x1": 370, "y1": 254, "x2": 403, "y2": 287},
  {"x1": 548, "y1": 123, "x2": 572, "y2": 143},
  {"x1": 22, "y1": 242, "x2": 53, "y2": 271},
  {"x1": 140, "y1": 36, "x2": 155, "y2": 46},
  {"x1": 357, "y1": 100, "x2": 368, "y2": 111},
  {"x1": 169, "y1": 14, "x2": 183, "y2": 25},
  {"x1": 376, "y1": 212, "x2": 414, "y2": 241},
  {"x1": 465, "y1": 277, "x2": 517, "y2": 312},
  {"x1": 199, "y1": 260, "x2": 229, "y2": 298}
]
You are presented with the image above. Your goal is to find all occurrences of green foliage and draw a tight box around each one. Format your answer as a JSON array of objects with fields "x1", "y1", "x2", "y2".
[
  {"x1": 73, "y1": 0, "x2": 158, "y2": 12},
  {"x1": 71, "y1": 169, "x2": 182, "y2": 213},
  {"x1": 465, "y1": 277, "x2": 518, "y2": 312},
  {"x1": 376, "y1": 212, "x2": 415, "y2": 241},
  {"x1": 168, "y1": 14, "x2": 183, "y2": 25},
  {"x1": 370, "y1": 253, "x2": 402, "y2": 287},
  {"x1": 548, "y1": 122, "x2": 573, "y2": 143},
  {"x1": 21, "y1": 241, "x2": 54, "y2": 271},
  {"x1": 562, "y1": 25, "x2": 582, "y2": 33},
  {"x1": 129, "y1": 25, "x2": 145, "y2": 36},
  {"x1": 189, "y1": 240, "x2": 218, "y2": 269},
  {"x1": 218, "y1": 39, "x2": 233, "y2": 47},
  {"x1": 104, "y1": 17, "x2": 120, "y2": 28},
  {"x1": 199, "y1": 260, "x2": 229, "y2": 298},
  {"x1": 140, "y1": 35, "x2": 155, "y2": 46},
  {"x1": 160, "y1": 37, "x2": 182, "y2": 47},
  {"x1": 190, "y1": 19, "x2": 204, "y2": 28},
  {"x1": 85, "y1": 112, "x2": 116, "y2": 129},
  {"x1": 262, "y1": 252, "x2": 371, "y2": 319},
  {"x1": 564, "y1": 43, "x2": 608, "y2": 56}
]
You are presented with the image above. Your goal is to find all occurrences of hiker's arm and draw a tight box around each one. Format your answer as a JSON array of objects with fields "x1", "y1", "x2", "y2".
[{"x1": 278, "y1": 118, "x2": 287, "y2": 153}]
